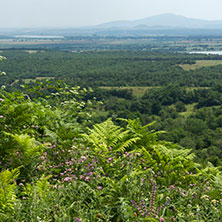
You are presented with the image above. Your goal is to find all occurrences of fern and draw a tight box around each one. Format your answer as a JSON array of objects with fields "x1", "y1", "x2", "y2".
[
  {"x1": 153, "y1": 143, "x2": 195, "y2": 160},
  {"x1": 83, "y1": 118, "x2": 140, "y2": 153},
  {"x1": 4, "y1": 133, "x2": 43, "y2": 161},
  {"x1": 0, "y1": 168, "x2": 20, "y2": 214}
]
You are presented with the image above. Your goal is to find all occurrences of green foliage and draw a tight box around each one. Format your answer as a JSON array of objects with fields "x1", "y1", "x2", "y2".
[
  {"x1": 0, "y1": 168, "x2": 19, "y2": 215},
  {"x1": 0, "y1": 56, "x2": 6, "y2": 76},
  {"x1": 2, "y1": 133, "x2": 43, "y2": 180},
  {"x1": 83, "y1": 118, "x2": 140, "y2": 153},
  {"x1": 1, "y1": 50, "x2": 222, "y2": 220}
]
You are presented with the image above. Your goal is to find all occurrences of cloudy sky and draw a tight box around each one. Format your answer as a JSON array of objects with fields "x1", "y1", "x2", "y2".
[{"x1": 0, "y1": 0, "x2": 222, "y2": 28}]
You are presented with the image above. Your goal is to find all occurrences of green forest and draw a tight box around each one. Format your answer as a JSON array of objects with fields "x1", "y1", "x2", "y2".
[{"x1": 1, "y1": 49, "x2": 222, "y2": 221}]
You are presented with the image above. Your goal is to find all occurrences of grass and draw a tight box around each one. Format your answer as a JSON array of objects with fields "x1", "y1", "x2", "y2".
[
  {"x1": 180, "y1": 103, "x2": 197, "y2": 117},
  {"x1": 100, "y1": 86, "x2": 211, "y2": 98},
  {"x1": 23, "y1": 77, "x2": 55, "y2": 83},
  {"x1": 179, "y1": 60, "x2": 222, "y2": 71},
  {"x1": 26, "y1": 50, "x2": 38, "y2": 54},
  {"x1": 10, "y1": 77, "x2": 55, "y2": 85},
  {"x1": 100, "y1": 86, "x2": 157, "y2": 97}
]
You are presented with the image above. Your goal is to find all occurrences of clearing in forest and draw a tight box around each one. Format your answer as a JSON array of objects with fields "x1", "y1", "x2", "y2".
[
  {"x1": 100, "y1": 86, "x2": 157, "y2": 97},
  {"x1": 179, "y1": 60, "x2": 222, "y2": 71}
]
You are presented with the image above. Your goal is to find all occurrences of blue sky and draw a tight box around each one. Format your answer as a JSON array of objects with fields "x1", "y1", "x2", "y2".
[{"x1": 0, "y1": 0, "x2": 222, "y2": 28}]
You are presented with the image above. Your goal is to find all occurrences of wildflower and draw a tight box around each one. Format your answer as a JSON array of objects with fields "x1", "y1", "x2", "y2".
[
  {"x1": 0, "y1": 115, "x2": 4, "y2": 118},
  {"x1": 85, "y1": 176, "x2": 90, "y2": 182},
  {"x1": 22, "y1": 196, "x2": 26, "y2": 200},
  {"x1": 149, "y1": 183, "x2": 157, "y2": 215},
  {"x1": 181, "y1": 191, "x2": 187, "y2": 197},
  {"x1": 64, "y1": 177, "x2": 71, "y2": 182},
  {"x1": 0, "y1": 98, "x2": 4, "y2": 102},
  {"x1": 211, "y1": 199, "x2": 217, "y2": 205},
  {"x1": 97, "y1": 186, "x2": 102, "y2": 190},
  {"x1": 74, "y1": 218, "x2": 81, "y2": 222},
  {"x1": 81, "y1": 156, "x2": 87, "y2": 160},
  {"x1": 97, "y1": 213, "x2": 102, "y2": 218},
  {"x1": 170, "y1": 216, "x2": 175, "y2": 221},
  {"x1": 160, "y1": 218, "x2": 165, "y2": 222},
  {"x1": 19, "y1": 183, "x2": 24, "y2": 186},
  {"x1": 131, "y1": 200, "x2": 144, "y2": 216},
  {"x1": 141, "y1": 200, "x2": 148, "y2": 216},
  {"x1": 189, "y1": 212, "x2": 194, "y2": 217},
  {"x1": 107, "y1": 157, "x2": 112, "y2": 163},
  {"x1": 40, "y1": 156, "x2": 45, "y2": 160},
  {"x1": 201, "y1": 195, "x2": 209, "y2": 200},
  {"x1": 169, "y1": 185, "x2": 175, "y2": 190}
]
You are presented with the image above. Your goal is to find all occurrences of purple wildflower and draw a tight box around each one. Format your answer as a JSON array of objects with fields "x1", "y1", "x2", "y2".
[
  {"x1": 64, "y1": 177, "x2": 71, "y2": 182},
  {"x1": 149, "y1": 183, "x2": 156, "y2": 215}
]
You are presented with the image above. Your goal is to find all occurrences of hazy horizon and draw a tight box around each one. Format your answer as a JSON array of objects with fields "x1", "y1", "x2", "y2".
[{"x1": 1, "y1": 0, "x2": 222, "y2": 28}]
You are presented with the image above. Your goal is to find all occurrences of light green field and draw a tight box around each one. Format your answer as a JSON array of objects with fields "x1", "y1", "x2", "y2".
[
  {"x1": 179, "y1": 60, "x2": 222, "y2": 71},
  {"x1": 23, "y1": 77, "x2": 55, "y2": 83},
  {"x1": 100, "y1": 86, "x2": 157, "y2": 97},
  {"x1": 25, "y1": 50, "x2": 38, "y2": 54},
  {"x1": 180, "y1": 103, "x2": 197, "y2": 117},
  {"x1": 100, "y1": 86, "x2": 211, "y2": 98}
]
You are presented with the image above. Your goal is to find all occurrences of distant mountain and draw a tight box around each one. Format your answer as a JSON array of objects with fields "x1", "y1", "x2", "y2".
[
  {"x1": 2, "y1": 14, "x2": 222, "y2": 37},
  {"x1": 96, "y1": 13, "x2": 222, "y2": 29}
]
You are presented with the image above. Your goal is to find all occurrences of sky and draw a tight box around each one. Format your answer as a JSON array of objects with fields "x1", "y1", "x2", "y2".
[{"x1": 1, "y1": 0, "x2": 222, "y2": 28}]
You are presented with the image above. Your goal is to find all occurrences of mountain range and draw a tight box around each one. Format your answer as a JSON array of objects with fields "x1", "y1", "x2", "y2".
[
  {"x1": 95, "y1": 13, "x2": 222, "y2": 29},
  {"x1": 2, "y1": 14, "x2": 222, "y2": 36}
]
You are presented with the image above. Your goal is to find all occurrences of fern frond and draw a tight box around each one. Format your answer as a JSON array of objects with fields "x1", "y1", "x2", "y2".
[
  {"x1": 0, "y1": 168, "x2": 20, "y2": 214},
  {"x1": 115, "y1": 137, "x2": 140, "y2": 153}
]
